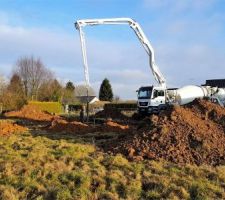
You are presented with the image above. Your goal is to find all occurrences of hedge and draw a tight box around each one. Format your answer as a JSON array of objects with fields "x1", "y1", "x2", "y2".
[
  {"x1": 104, "y1": 103, "x2": 137, "y2": 111},
  {"x1": 29, "y1": 101, "x2": 63, "y2": 114}
]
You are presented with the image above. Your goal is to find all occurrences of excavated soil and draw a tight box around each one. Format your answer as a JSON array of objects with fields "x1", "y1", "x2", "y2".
[
  {"x1": 48, "y1": 119, "x2": 91, "y2": 134},
  {"x1": 95, "y1": 108, "x2": 129, "y2": 120},
  {"x1": 5, "y1": 105, "x2": 54, "y2": 121},
  {"x1": 97, "y1": 120, "x2": 130, "y2": 133},
  {"x1": 0, "y1": 120, "x2": 27, "y2": 136},
  {"x1": 105, "y1": 120, "x2": 129, "y2": 130},
  {"x1": 47, "y1": 119, "x2": 129, "y2": 134},
  {"x1": 106, "y1": 99, "x2": 225, "y2": 166}
]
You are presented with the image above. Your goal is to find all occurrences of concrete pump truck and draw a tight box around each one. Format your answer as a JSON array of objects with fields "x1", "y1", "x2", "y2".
[{"x1": 75, "y1": 18, "x2": 225, "y2": 114}]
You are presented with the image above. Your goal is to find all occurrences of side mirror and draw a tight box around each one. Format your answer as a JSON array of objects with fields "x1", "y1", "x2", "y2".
[{"x1": 153, "y1": 90, "x2": 158, "y2": 99}]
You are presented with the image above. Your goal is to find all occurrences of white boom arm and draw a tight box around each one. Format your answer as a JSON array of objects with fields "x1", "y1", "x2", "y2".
[{"x1": 75, "y1": 18, "x2": 166, "y2": 88}]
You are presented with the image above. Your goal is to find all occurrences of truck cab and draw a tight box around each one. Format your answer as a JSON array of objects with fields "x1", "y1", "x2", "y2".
[{"x1": 137, "y1": 86, "x2": 166, "y2": 114}]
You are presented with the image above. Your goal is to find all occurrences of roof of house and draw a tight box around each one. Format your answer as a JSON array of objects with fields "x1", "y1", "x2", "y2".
[
  {"x1": 204, "y1": 79, "x2": 225, "y2": 88},
  {"x1": 76, "y1": 96, "x2": 99, "y2": 104}
]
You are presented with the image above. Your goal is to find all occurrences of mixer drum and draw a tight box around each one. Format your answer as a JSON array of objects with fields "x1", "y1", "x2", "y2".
[{"x1": 176, "y1": 85, "x2": 208, "y2": 105}]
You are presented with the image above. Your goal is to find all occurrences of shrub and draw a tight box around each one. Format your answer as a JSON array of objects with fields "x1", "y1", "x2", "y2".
[{"x1": 29, "y1": 101, "x2": 63, "y2": 114}]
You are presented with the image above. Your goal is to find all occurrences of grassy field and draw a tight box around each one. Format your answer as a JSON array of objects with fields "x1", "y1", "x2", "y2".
[{"x1": 0, "y1": 126, "x2": 225, "y2": 200}]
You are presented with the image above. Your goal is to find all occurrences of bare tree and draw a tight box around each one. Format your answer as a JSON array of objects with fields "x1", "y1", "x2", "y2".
[
  {"x1": 15, "y1": 56, "x2": 52, "y2": 100},
  {"x1": 75, "y1": 85, "x2": 95, "y2": 96},
  {"x1": 38, "y1": 79, "x2": 63, "y2": 102},
  {"x1": 0, "y1": 75, "x2": 6, "y2": 112},
  {"x1": 0, "y1": 75, "x2": 6, "y2": 95}
]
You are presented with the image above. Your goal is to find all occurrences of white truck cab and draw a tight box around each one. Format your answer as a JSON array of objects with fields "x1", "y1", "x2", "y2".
[{"x1": 137, "y1": 86, "x2": 166, "y2": 114}]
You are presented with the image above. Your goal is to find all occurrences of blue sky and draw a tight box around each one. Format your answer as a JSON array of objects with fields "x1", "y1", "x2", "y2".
[{"x1": 0, "y1": 0, "x2": 225, "y2": 99}]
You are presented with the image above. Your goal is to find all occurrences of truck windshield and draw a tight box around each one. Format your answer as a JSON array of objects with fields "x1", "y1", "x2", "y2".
[{"x1": 138, "y1": 87, "x2": 152, "y2": 99}]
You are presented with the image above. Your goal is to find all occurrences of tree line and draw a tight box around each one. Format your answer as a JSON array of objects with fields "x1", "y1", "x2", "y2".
[{"x1": 0, "y1": 56, "x2": 116, "y2": 111}]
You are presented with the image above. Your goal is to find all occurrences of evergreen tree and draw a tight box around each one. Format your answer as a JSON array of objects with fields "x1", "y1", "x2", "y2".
[
  {"x1": 66, "y1": 81, "x2": 75, "y2": 91},
  {"x1": 99, "y1": 78, "x2": 113, "y2": 101},
  {"x1": 3, "y1": 73, "x2": 27, "y2": 110},
  {"x1": 62, "y1": 81, "x2": 76, "y2": 104}
]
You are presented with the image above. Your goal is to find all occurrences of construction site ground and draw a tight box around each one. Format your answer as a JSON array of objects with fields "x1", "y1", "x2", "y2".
[{"x1": 0, "y1": 100, "x2": 225, "y2": 199}]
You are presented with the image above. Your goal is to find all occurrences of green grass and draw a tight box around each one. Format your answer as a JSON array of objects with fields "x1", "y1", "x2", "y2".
[{"x1": 0, "y1": 130, "x2": 224, "y2": 200}]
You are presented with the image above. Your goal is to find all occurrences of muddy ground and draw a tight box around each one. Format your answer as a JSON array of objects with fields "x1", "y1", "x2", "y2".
[{"x1": 2, "y1": 99, "x2": 225, "y2": 166}]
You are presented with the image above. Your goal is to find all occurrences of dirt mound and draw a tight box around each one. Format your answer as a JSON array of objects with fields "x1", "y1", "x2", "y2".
[
  {"x1": 106, "y1": 120, "x2": 129, "y2": 130},
  {"x1": 98, "y1": 120, "x2": 130, "y2": 133},
  {"x1": 5, "y1": 105, "x2": 54, "y2": 121},
  {"x1": 107, "y1": 99, "x2": 225, "y2": 166},
  {"x1": 47, "y1": 118, "x2": 130, "y2": 134},
  {"x1": 0, "y1": 120, "x2": 27, "y2": 136},
  {"x1": 187, "y1": 99, "x2": 225, "y2": 130},
  {"x1": 48, "y1": 119, "x2": 92, "y2": 134},
  {"x1": 95, "y1": 108, "x2": 129, "y2": 120}
]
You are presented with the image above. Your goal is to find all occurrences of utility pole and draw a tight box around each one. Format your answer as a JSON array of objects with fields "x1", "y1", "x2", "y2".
[
  {"x1": 86, "y1": 88, "x2": 89, "y2": 122},
  {"x1": 0, "y1": 103, "x2": 3, "y2": 115}
]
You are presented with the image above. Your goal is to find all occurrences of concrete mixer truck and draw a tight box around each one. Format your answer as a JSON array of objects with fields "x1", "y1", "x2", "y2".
[{"x1": 75, "y1": 18, "x2": 225, "y2": 114}]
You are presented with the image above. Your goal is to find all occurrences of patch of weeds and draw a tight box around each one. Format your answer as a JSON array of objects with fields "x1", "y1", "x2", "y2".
[
  {"x1": 58, "y1": 171, "x2": 92, "y2": 199},
  {"x1": 107, "y1": 154, "x2": 132, "y2": 173},
  {"x1": 131, "y1": 163, "x2": 143, "y2": 179},
  {"x1": 58, "y1": 172, "x2": 71, "y2": 185},
  {"x1": 184, "y1": 164, "x2": 202, "y2": 178},
  {"x1": 142, "y1": 179, "x2": 165, "y2": 192},
  {"x1": 30, "y1": 168, "x2": 42, "y2": 179},
  {"x1": 98, "y1": 191, "x2": 119, "y2": 200},
  {"x1": 45, "y1": 172, "x2": 53, "y2": 180},
  {"x1": 148, "y1": 160, "x2": 167, "y2": 175},
  {"x1": 0, "y1": 185, "x2": 18, "y2": 200},
  {"x1": 216, "y1": 166, "x2": 225, "y2": 181},
  {"x1": 90, "y1": 175, "x2": 105, "y2": 192},
  {"x1": 51, "y1": 149, "x2": 64, "y2": 159},
  {"x1": 142, "y1": 190, "x2": 161, "y2": 200},
  {"x1": 189, "y1": 182, "x2": 207, "y2": 200},
  {"x1": 116, "y1": 182, "x2": 127, "y2": 199},
  {"x1": 104, "y1": 169, "x2": 130, "y2": 198},
  {"x1": 165, "y1": 184, "x2": 190, "y2": 200},
  {"x1": 56, "y1": 187, "x2": 72, "y2": 200},
  {"x1": 126, "y1": 178, "x2": 142, "y2": 199}
]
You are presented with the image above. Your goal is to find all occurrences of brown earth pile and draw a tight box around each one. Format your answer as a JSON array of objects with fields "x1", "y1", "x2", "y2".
[
  {"x1": 0, "y1": 121, "x2": 27, "y2": 136},
  {"x1": 48, "y1": 119, "x2": 129, "y2": 134},
  {"x1": 106, "y1": 120, "x2": 129, "y2": 130},
  {"x1": 99, "y1": 120, "x2": 130, "y2": 133},
  {"x1": 108, "y1": 99, "x2": 225, "y2": 166},
  {"x1": 95, "y1": 108, "x2": 129, "y2": 120},
  {"x1": 48, "y1": 119, "x2": 91, "y2": 134},
  {"x1": 103, "y1": 120, "x2": 129, "y2": 132},
  {"x1": 5, "y1": 105, "x2": 54, "y2": 121}
]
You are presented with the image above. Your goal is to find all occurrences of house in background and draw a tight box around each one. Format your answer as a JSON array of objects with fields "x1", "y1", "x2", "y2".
[
  {"x1": 202, "y1": 79, "x2": 225, "y2": 88},
  {"x1": 76, "y1": 95, "x2": 99, "y2": 104},
  {"x1": 205, "y1": 79, "x2": 225, "y2": 88}
]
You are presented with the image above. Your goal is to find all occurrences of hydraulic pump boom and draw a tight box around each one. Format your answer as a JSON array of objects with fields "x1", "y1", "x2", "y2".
[{"x1": 75, "y1": 18, "x2": 166, "y2": 88}]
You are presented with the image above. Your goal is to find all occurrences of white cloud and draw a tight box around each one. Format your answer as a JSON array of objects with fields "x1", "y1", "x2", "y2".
[
  {"x1": 143, "y1": 0, "x2": 217, "y2": 12},
  {"x1": 156, "y1": 43, "x2": 225, "y2": 87}
]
